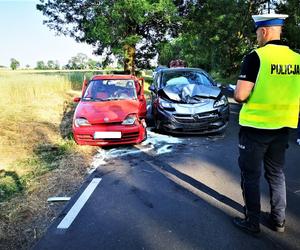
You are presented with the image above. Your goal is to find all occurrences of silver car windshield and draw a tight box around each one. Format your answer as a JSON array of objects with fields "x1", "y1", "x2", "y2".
[
  {"x1": 162, "y1": 71, "x2": 213, "y2": 88},
  {"x1": 83, "y1": 79, "x2": 137, "y2": 101}
]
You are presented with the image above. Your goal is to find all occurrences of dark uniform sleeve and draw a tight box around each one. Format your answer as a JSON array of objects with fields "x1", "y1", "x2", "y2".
[{"x1": 238, "y1": 51, "x2": 260, "y2": 84}]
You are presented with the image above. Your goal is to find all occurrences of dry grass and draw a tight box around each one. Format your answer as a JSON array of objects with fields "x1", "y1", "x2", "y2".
[
  {"x1": 0, "y1": 146, "x2": 96, "y2": 249},
  {"x1": 0, "y1": 70, "x2": 97, "y2": 249},
  {"x1": 0, "y1": 71, "x2": 71, "y2": 167}
]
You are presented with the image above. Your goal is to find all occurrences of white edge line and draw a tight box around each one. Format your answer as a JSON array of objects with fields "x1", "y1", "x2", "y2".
[{"x1": 57, "y1": 178, "x2": 102, "y2": 229}]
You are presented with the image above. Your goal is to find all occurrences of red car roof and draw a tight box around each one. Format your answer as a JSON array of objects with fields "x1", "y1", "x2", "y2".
[{"x1": 92, "y1": 75, "x2": 139, "y2": 80}]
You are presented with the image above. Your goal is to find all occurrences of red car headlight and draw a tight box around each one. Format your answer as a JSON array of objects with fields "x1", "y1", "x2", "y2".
[
  {"x1": 74, "y1": 118, "x2": 91, "y2": 127},
  {"x1": 122, "y1": 114, "x2": 137, "y2": 125},
  {"x1": 141, "y1": 119, "x2": 147, "y2": 128}
]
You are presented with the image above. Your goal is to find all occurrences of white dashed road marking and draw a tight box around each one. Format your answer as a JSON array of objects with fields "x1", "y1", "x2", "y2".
[{"x1": 57, "y1": 178, "x2": 102, "y2": 229}]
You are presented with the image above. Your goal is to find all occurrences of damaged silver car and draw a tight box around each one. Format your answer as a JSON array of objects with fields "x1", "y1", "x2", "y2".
[{"x1": 148, "y1": 68, "x2": 230, "y2": 134}]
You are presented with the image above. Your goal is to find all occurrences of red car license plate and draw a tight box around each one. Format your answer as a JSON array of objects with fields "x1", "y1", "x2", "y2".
[{"x1": 93, "y1": 131, "x2": 122, "y2": 139}]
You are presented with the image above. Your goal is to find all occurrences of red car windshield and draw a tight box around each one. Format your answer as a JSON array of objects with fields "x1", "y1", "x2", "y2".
[{"x1": 83, "y1": 79, "x2": 137, "y2": 101}]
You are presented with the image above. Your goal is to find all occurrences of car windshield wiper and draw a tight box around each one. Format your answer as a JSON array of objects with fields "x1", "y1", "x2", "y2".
[
  {"x1": 89, "y1": 97, "x2": 118, "y2": 101},
  {"x1": 82, "y1": 97, "x2": 106, "y2": 101},
  {"x1": 82, "y1": 97, "x2": 94, "y2": 101},
  {"x1": 105, "y1": 97, "x2": 120, "y2": 101}
]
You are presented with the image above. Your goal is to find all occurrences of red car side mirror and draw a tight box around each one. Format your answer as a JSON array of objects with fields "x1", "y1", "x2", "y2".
[
  {"x1": 138, "y1": 78, "x2": 144, "y2": 95},
  {"x1": 73, "y1": 97, "x2": 81, "y2": 102},
  {"x1": 81, "y1": 78, "x2": 89, "y2": 95}
]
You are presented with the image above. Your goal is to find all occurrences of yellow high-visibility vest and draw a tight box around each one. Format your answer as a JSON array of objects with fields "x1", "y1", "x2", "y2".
[{"x1": 239, "y1": 44, "x2": 300, "y2": 129}]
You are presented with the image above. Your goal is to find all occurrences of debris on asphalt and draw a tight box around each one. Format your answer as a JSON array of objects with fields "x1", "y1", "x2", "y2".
[
  {"x1": 157, "y1": 145, "x2": 173, "y2": 154},
  {"x1": 90, "y1": 129, "x2": 182, "y2": 169},
  {"x1": 143, "y1": 130, "x2": 182, "y2": 146},
  {"x1": 47, "y1": 197, "x2": 71, "y2": 202},
  {"x1": 207, "y1": 134, "x2": 225, "y2": 141},
  {"x1": 142, "y1": 169, "x2": 155, "y2": 173}
]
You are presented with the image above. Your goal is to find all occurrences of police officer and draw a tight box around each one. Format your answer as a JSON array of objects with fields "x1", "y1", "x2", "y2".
[
  {"x1": 233, "y1": 13, "x2": 300, "y2": 235},
  {"x1": 297, "y1": 116, "x2": 300, "y2": 145}
]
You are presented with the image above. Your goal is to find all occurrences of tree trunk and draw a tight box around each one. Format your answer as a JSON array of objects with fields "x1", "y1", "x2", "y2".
[{"x1": 124, "y1": 44, "x2": 136, "y2": 75}]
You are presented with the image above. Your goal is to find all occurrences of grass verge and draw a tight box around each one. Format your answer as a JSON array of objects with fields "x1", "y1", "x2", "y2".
[{"x1": 0, "y1": 70, "x2": 97, "y2": 249}]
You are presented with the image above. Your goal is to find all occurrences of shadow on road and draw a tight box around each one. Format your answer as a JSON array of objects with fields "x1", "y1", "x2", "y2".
[{"x1": 147, "y1": 158, "x2": 244, "y2": 213}]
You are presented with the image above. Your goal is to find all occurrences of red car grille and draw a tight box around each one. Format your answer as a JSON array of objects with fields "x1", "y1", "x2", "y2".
[
  {"x1": 77, "y1": 134, "x2": 93, "y2": 140},
  {"x1": 77, "y1": 131, "x2": 139, "y2": 143},
  {"x1": 91, "y1": 122, "x2": 122, "y2": 126}
]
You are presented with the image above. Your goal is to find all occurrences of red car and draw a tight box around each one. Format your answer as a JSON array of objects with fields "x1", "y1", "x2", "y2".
[{"x1": 72, "y1": 75, "x2": 147, "y2": 146}]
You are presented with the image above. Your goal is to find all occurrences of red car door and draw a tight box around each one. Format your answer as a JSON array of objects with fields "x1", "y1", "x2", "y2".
[{"x1": 137, "y1": 78, "x2": 147, "y2": 119}]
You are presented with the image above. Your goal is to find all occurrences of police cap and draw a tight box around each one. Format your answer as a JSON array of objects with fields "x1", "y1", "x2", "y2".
[{"x1": 252, "y1": 13, "x2": 288, "y2": 30}]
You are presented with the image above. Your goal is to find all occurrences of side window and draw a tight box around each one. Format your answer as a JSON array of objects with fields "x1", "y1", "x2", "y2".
[
  {"x1": 153, "y1": 72, "x2": 159, "y2": 88},
  {"x1": 156, "y1": 73, "x2": 162, "y2": 88},
  {"x1": 197, "y1": 73, "x2": 212, "y2": 86}
]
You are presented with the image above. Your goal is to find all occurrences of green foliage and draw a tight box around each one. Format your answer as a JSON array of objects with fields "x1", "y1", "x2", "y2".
[
  {"x1": 36, "y1": 0, "x2": 300, "y2": 77},
  {"x1": 275, "y1": 0, "x2": 300, "y2": 52},
  {"x1": 35, "y1": 55, "x2": 101, "y2": 70},
  {"x1": 158, "y1": 0, "x2": 258, "y2": 77},
  {"x1": 10, "y1": 58, "x2": 20, "y2": 70},
  {"x1": 0, "y1": 140, "x2": 75, "y2": 202},
  {"x1": 65, "y1": 53, "x2": 89, "y2": 70},
  {"x1": 36, "y1": 60, "x2": 60, "y2": 70},
  {"x1": 37, "y1": 0, "x2": 179, "y2": 72},
  {"x1": 47, "y1": 60, "x2": 60, "y2": 70},
  {"x1": 36, "y1": 60, "x2": 47, "y2": 70},
  {"x1": 158, "y1": 0, "x2": 300, "y2": 77},
  {"x1": 0, "y1": 171, "x2": 24, "y2": 202},
  {"x1": 63, "y1": 53, "x2": 102, "y2": 70},
  {"x1": 87, "y1": 58, "x2": 102, "y2": 69}
]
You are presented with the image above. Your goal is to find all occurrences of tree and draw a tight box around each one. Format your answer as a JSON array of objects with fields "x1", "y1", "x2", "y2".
[
  {"x1": 47, "y1": 60, "x2": 55, "y2": 69},
  {"x1": 87, "y1": 58, "x2": 101, "y2": 69},
  {"x1": 10, "y1": 58, "x2": 20, "y2": 70},
  {"x1": 37, "y1": 0, "x2": 179, "y2": 74},
  {"x1": 65, "y1": 53, "x2": 89, "y2": 70},
  {"x1": 45, "y1": 60, "x2": 60, "y2": 70},
  {"x1": 54, "y1": 60, "x2": 60, "y2": 70},
  {"x1": 275, "y1": 0, "x2": 300, "y2": 52},
  {"x1": 158, "y1": 0, "x2": 266, "y2": 77},
  {"x1": 36, "y1": 60, "x2": 46, "y2": 70}
]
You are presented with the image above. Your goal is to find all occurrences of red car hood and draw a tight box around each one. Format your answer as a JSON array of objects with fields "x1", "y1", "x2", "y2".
[{"x1": 75, "y1": 99, "x2": 140, "y2": 124}]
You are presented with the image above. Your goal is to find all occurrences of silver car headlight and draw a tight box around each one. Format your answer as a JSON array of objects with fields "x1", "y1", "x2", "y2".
[
  {"x1": 159, "y1": 98, "x2": 173, "y2": 109},
  {"x1": 74, "y1": 118, "x2": 91, "y2": 127},
  {"x1": 214, "y1": 96, "x2": 228, "y2": 108}
]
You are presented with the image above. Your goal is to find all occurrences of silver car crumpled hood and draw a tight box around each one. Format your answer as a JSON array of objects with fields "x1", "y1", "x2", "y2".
[{"x1": 162, "y1": 84, "x2": 221, "y2": 104}]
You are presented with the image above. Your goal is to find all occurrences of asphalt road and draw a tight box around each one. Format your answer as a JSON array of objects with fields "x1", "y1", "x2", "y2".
[{"x1": 34, "y1": 103, "x2": 300, "y2": 250}]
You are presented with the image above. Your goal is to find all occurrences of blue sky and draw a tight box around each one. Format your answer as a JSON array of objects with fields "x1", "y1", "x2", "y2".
[{"x1": 0, "y1": 0, "x2": 100, "y2": 68}]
